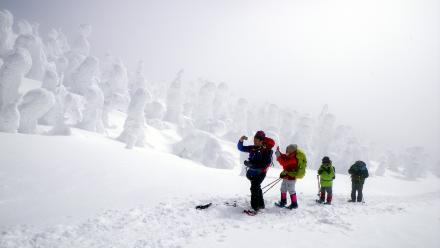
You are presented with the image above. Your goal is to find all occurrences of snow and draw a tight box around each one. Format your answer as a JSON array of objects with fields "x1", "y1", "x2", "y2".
[
  {"x1": 1, "y1": 6, "x2": 439, "y2": 248},
  {"x1": 1, "y1": 126, "x2": 439, "y2": 247}
]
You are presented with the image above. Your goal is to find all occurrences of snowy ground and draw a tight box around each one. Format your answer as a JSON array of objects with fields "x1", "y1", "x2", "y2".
[{"x1": 1, "y1": 127, "x2": 440, "y2": 248}]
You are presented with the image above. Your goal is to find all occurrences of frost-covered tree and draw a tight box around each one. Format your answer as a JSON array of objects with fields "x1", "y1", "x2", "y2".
[
  {"x1": 291, "y1": 115, "x2": 314, "y2": 159},
  {"x1": 46, "y1": 85, "x2": 72, "y2": 136},
  {"x1": 40, "y1": 67, "x2": 62, "y2": 125},
  {"x1": 145, "y1": 101, "x2": 166, "y2": 120},
  {"x1": 401, "y1": 146, "x2": 428, "y2": 180},
  {"x1": 128, "y1": 60, "x2": 148, "y2": 97},
  {"x1": 279, "y1": 109, "x2": 298, "y2": 148},
  {"x1": 101, "y1": 59, "x2": 130, "y2": 128},
  {"x1": 193, "y1": 80, "x2": 216, "y2": 128},
  {"x1": 18, "y1": 88, "x2": 55, "y2": 134},
  {"x1": 0, "y1": 9, "x2": 14, "y2": 56},
  {"x1": 14, "y1": 22, "x2": 48, "y2": 81},
  {"x1": 173, "y1": 129, "x2": 236, "y2": 169},
  {"x1": 212, "y1": 82, "x2": 230, "y2": 121},
  {"x1": 77, "y1": 84, "x2": 104, "y2": 133},
  {"x1": 224, "y1": 98, "x2": 249, "y2": 141},
  {"x1": 312, "y1": 105, "x2": 336, "y2": 164},
  {"x1": 69, "y1": 56, "x2": 100, "y2": 95},
  {"x1": 118, "y1": 88, "x2": 149, "y2": 149},
  {"x1": 163, "y1": 70, "x2": 184, "y2": 124},
  {"x1": 0, "y1": 100, "x2": 20, "y2": 132},
  {"x1": 70, "y1": 24, "x2": 91, "y2": 57},
  {"x1": 0, "y1": 47, "x2": 32, "y2": 110},
  {"x1": 45, "y1": 29, "x2": 69, "y2": 62}
]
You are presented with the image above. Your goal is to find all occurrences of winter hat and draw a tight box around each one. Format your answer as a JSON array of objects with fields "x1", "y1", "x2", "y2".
[
  {"x1": 286, "y1": 144, "x2": 298, "y2": 152},
  {"x1": 322, "y1": 156, "x2": 331, "y2": 163},
  {"x1": 254, "y1": 130, "x2": 266, "y2": 140}
]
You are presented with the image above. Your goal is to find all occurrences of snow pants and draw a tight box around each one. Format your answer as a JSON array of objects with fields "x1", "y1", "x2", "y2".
[
  {"x1": 320, "y1": 186, "x2": 333, "y2": 203},
  {"x1": 351, "y1": 181, "x2": 364, "y2": 202},
  {"x1": 250, "y1": 172, "x2": 266, "y2": 211},
  {"x1": 280, "y1": 179, "x2": 296, "y2": 194}
]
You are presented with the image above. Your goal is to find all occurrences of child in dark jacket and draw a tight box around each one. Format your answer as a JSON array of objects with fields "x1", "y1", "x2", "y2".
[
  {"x1": 275, "y1": 144, "x2": 299, "y2": 209},
  {"x1": 317, "y1": 156, "x2": 335, "y2": 204}
]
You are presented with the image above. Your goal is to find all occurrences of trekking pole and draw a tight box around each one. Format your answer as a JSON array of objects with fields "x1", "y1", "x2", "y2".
[
  {"x1": 262, "y1": 178, "x2": 282, "y2": 190},
  {"x1": 263, "y1": 178, "x2": 282, "y2": 195},
  {"x1": 317, "y1": 175, "x2": 321, "y2": 197}
]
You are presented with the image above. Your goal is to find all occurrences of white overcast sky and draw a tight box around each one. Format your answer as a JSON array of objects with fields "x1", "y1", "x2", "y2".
[{"x1": 2, "y1": 0, "x2": 439, "y2": 160}]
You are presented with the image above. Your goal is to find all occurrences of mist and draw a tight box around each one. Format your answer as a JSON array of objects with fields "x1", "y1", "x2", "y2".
[{"x1": 2, "y1": 0, "x2": 439, "y2": 161}]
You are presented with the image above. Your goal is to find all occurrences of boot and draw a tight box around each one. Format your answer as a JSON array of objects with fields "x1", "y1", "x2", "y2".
[
  {"x1": 317, "y1": 191, "x2": 325, "y2": 203},
  {"x1": 275, "y1": 192, "x2": 287, "y2": 207},
  {"x1": 287, "y1": 193, "x2": 298, "y2": 209},
  {"x1": 325, "y1": 194, "x2": 332, "y2": 205}
]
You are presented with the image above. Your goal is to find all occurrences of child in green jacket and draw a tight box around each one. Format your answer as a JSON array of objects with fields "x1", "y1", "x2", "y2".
[{"x1": 317, "y1": 156, "x2": 335, "y2": 204}]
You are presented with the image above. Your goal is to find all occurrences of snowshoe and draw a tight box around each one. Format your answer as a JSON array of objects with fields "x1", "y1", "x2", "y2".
[
  {"x1": 243, "y1": 209, "x2": 258, "y2": 216},
  {"x1": 274, "y1": 200, "x2": 287, "y2": 208},
  {"x1": 316, "y1": 199, "x2": 325, "y2": 204},
  {"x1": 287, "y1": 202, "x2": 298, "y2": 209},
  {"x1": 224, "y1": 201, "x2": 238, "y2": 207},
  {"x1": 195, "y1": 203, "x2": 212, "y2": 210}
]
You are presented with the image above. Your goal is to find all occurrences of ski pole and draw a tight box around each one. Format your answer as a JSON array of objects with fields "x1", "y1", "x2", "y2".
[
  {"x1": 317, "y1": 175, "x2": 321, "y2": 197},
  {"x1": 263, "y1": 178, "x2": 282, "y2": 195},
  {"x1": 262, "y1": 178, "x2": 282, "y2": 190}
]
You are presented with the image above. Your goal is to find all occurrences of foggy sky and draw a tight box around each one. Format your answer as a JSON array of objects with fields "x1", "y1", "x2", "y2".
[{"x1": 2, "y1": 0, "x2": 439, "y2": 161}]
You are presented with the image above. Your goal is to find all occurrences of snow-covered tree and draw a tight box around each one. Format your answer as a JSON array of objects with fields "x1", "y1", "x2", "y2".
[
  {"x1": 47, "y1": 86, "x2": 71, "y2": 136},
  {"x1": 0, "y1": 9, "x2": 14, "y2": 57},
  {"x1": 193, "y1": 81, "x2": 216, "y2": 128},
  {"x1": 70, "y1": 24, "x2": 91, "y2": 57},
  {"x1": 0, "y1": 47, "x2": 32, "y2": 111},
  {"x1": 212, "y1": 82, "x2": 230, "y2": 121},
  {"x1": 13, "y1": 22, "x2": 48, "y2": 81},
  {"x1": 40, "y1": 67, "x2": 62, "y2": 125},
  {"x1": 145, "y1": 101, "x2": 166, "y2": 120},
  {"x1": 45, "y1": 29, "x2": 69, "y2": 63},
  {"x1": 18, "y1": 88, "x2": 55, "y2": 134},
  {"x1": 174, "y1": 129, "x2": 236, "y2": 169},
  {"x1": 163, "y1": 70, "x2": 184, "y2": 124},
  {"x1": 401, "y1": 146, "x2": 428, "y2": 180},
  {"x1": 101, "y1": 59, "x2": 130, "y2": 128},
  {"x1": 118, "y1": 88, "x2": 149, "y2": 149},
  {"x1": 128, "y1": 60, "x2": 148, "y2": 97},
  {"x1": 0, "y1": 100, "x2": 20, "y2": 132},
  {"x1": 77, "y1": 84, "x2": 104, "y2": 133},
  {"x1": 69, "y1": 56, "x2": 100, "y2": 95}
]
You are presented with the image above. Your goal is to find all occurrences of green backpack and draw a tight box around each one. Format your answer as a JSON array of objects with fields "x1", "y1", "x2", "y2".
[{"x1": 286, "y1": 149, "x2": 307, "y2": 179}]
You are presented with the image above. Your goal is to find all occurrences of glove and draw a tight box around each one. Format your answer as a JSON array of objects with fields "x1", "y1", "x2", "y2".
[
  {"x1": 244, "y1": 160, "x2": 252, "y2": 167},
  {"x1": 280, "y1": 170, "x2": 288, "y2": 179}
]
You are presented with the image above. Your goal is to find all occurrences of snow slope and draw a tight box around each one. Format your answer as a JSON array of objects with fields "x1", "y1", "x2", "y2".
[{"x1": 1, "y1": 127, "x2": 440, "y2": 247}]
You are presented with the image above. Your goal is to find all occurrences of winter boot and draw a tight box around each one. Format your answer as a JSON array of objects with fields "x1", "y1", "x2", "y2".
[
  {"x1": 287, "y1": 193, "x2": 298, "y2": 209},
  {"x1": 317, "y1": 191, "x2": 325, "y2": 203},
  {"x1": 275, "y1": 192, "x2": 287, "y2": 207},
  {"x1": 325, "y1": 194, "x2": 332, "y2": 205}
]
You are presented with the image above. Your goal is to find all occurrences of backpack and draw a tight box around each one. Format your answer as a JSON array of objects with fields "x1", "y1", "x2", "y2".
[{"x1": 287, "y1": 149, "x2": 307, "y2": 179}]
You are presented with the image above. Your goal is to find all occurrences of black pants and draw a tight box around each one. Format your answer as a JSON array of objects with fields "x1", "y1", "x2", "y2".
[
  {"x1": 250, "y1": 172, "x2": 266, "y2": 211},
  {"x1": 351, "y1": 181, "x2": 364, "y2": 202}
]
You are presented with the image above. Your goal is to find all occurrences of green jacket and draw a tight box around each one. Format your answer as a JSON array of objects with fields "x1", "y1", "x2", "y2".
[{"x1": 318, "y1": 163, "x2": 335, "y2": 187}]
